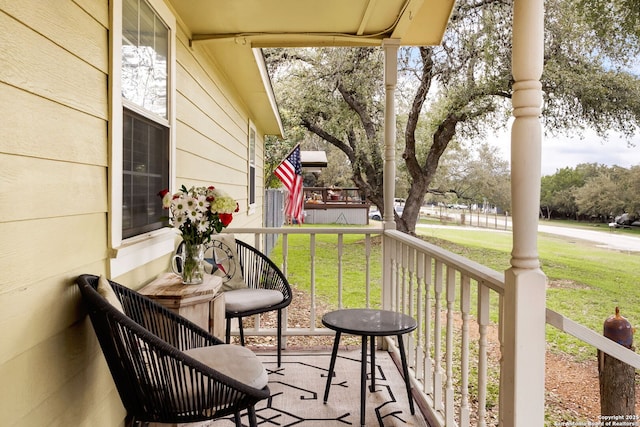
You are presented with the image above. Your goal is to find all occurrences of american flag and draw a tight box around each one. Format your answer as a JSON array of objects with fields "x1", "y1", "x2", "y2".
[{"x1": 274, "y1": 145, "x2": 304, "y2": 224}]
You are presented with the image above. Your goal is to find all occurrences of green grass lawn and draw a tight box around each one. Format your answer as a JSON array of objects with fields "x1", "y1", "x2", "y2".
[
  {"x1": 418, "y1": 226, "x2": 640, "y2": 360},
  {"x1": 269, "y1": 231, "x2": 383, "y2": 309},
  {"x1": 270, "y1": 224, "x2": 640, "y2": 361}
]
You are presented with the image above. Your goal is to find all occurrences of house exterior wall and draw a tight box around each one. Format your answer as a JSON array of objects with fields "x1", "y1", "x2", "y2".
[
  {"x1": 0, "y1": 1, "x2": 267, "y2": 425},
  {"x1": 174, "y1": 26, "x2": 266, "y2": 227}
]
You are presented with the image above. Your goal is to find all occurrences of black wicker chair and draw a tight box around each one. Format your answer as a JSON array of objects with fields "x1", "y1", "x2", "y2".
[
  {"x1": 175, "y1": 238, "x2": 293, "y2": 366},
  {"x1": 224, "y1": 239, "x2": 293, "y2": 367},
  {"x1": 76, "y1": 274, "x2": 270, "y2": 427}
]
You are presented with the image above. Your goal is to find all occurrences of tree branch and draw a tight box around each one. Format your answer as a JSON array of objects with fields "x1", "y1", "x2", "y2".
[
  {"x1": 404, "y1": 47, "x2": 434, "y2": 183},
  {"x1": 301, "y1": 118, "x2": 355, "y2": 162},
  {"x1": 337, "y1": 81, "x2": 378, "y2": 142}
]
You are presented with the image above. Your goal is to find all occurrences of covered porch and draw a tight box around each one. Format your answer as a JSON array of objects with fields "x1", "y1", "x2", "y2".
[
  {"x1": 6, "y1": 0, "x2": 636, "y2": 425},
  {"x1": 174, "y1": 0, "x2": 549, "y2": 424}
]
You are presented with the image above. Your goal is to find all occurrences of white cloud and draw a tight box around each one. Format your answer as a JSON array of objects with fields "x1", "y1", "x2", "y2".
[{"x1": 489, "y1": 126, "x2": 640, "y2": 176}]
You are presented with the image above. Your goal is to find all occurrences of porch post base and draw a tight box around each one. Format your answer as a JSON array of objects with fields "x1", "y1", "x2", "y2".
[{"x1": 500, "y1": 267, "x2": 546, "y2": 427}]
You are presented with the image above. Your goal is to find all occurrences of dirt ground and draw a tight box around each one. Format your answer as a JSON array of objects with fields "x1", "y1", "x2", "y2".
[{"x1": 545, "y1": 350, "x2": 640, "y2": 424}]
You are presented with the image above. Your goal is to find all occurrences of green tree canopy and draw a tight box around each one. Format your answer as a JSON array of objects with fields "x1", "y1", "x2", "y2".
[
  {"x1": 266, "y1": 0, "x2": 640, "y2": 234},
  {"x1": 541, "y1": 163, "x2": 639, "y2": 221},
  {"x1": 428, "y1": 142, "x2": 511, "y2": 211}
]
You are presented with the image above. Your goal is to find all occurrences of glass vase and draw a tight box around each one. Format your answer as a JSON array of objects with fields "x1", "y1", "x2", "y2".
[{"x1": 180, "y1": 242, "x2": 205, "y2": 285}]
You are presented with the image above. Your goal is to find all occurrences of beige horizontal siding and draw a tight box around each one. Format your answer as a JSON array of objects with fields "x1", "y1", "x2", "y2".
[
  {"x1": 1, "y1": 1, "x2": 270, "y2": 425},
  {"x1": 74, "y1": 0, "x2": 110, "y2": 29},
  {"x1": 0, "y1": 155, "x2": 107, "y2": 222},
  {"x1": 0, "y1": 214, "x2": 108, "y2": 293},
  {"x1": 0, "y1": 0, "x2": 108, "y2": 73},
  {"x1": 0, "y1": 10, "x2": 107, "y2": 120},
  {"x1": 175, "y1": 147, "x2": 249, "y2": 202},
  {"x1": 176, "y1": 29, "x2": 248, "y2": 137},
  {"x1": 115, "y1": 255, "x2": 175, "y2": 292},
  {"x1": 0, "y1": 84, "x2": 107, "y2": 164},
  {"x1": 0, "y1": 260, "x2": 107, "y2": 359},
  {"x1": 0, "y1": 0, "x2": 112, "y2": 424},
  {"x1": 174, "y1": 26, "x2": 262, "y2": 218},
  {"x1": 176, "y1": 63, "x2": 246, "y2": 145},
  {"x1": 0, "y1": 326, "x2": 121, "y2": 426},
  {"x1": 175, "y1": 132, "x2": 249, "y2": 188}
]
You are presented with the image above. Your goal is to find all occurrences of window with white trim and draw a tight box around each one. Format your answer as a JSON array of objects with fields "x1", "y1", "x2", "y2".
[
  {"x1": 121, "y1": 0, "x2": 170, "y2": 238},
  {"x1": 109, "y1": 0, "x2": 176, "y2": 276}
]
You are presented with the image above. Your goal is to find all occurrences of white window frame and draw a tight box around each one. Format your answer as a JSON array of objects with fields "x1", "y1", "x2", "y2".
[
  {"x1": 248, "y1": 121, "x2": 257, "y2": 215},
  {"x1": 109, "y1": 0, "x2": 177, "y2": 277}
]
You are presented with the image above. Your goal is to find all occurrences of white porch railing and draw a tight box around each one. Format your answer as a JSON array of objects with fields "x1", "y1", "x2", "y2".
[
  {"x1": 226, "y1": 226, "x2": 640, "y2": 427},
  {"x1": 384, "y1": 229, "x2": 505, "y2": 427},
  {"x1": 227, "y1": 227, "x2": 382, "y2": 338}
]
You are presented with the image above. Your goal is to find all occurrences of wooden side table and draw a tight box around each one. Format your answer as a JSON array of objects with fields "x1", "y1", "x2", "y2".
[
  {"x1": 139, "y1": 272, "x2": 225, "y2": 338},
  {"x1": 141, "y1": 273, "x2": 227, "y2": 427}
]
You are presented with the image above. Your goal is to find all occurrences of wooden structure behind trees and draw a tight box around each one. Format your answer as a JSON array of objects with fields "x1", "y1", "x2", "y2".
[{"x1": 303, "y1": 187, "x2": 370, "y2": 225}]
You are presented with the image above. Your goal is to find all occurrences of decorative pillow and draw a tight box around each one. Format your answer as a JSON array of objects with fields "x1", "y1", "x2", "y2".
[
  {"x1": 208, "y1": 234, "x2": 246, "y2": 292},
  {"x1": 97, "y1": 275, "x2": 125, "y2": 313}
]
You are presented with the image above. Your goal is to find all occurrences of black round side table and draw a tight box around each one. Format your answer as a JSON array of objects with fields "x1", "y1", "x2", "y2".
[{"x1": 322, "y1": 308, "x2": 417, "y2": 427}]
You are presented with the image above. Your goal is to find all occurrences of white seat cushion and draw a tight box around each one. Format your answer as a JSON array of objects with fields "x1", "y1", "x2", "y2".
[
  {"x1": 224, "y1": 288, "x2": 284, "y2": 313},
  {"x1": 184, "y1": 344, "x2": 268, "y2": 390}
]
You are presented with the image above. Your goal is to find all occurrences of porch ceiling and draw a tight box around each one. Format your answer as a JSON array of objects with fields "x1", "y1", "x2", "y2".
[{"x1": 167, "y1": 0, "x2": 455, "y2": 136}]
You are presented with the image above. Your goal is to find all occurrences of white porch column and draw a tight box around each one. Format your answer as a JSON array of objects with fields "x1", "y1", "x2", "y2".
[
  {"x1": 382, "y1": 38, "x2": 399, "y2": 311},
  {"x1": 382, "y1": 39, "x2": 400, "y2": 227},
  {"x1": 501, "y1": 0, "x2": 547, "y2": 425}
]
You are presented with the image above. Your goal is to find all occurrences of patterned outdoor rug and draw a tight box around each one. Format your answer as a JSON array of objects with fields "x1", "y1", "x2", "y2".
[{"x1": 212, "y1": 350, "x2": 428, "y2": 427}]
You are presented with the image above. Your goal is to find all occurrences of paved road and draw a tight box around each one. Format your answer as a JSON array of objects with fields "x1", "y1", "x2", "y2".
[
  {"x1": 417, "y1": 222, "x2": 640, "y2": 253},
  {"x1": 537, "y1": 223, "x2": 640, "y2": 253}
]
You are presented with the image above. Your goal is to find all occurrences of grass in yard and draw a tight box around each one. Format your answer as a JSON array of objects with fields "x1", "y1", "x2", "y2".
[
  {"x1": 417, "y1": 226, "x2": 640, "y2": 360},
  {"x1": 270, "y1": 224, "x2": 640, "y2": 361},
  {"x1": 269, "y1": 231, "x2": 383, "y2": 310}
]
